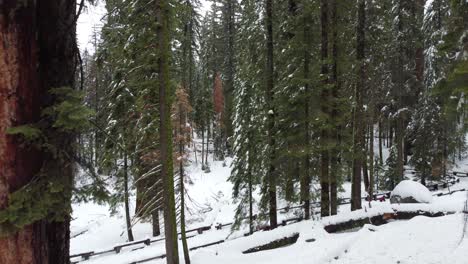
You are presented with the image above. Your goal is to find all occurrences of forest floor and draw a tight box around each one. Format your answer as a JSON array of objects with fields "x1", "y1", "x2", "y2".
[{"x1": 70, "y1": 140, "x2": 468, "y2": 264}]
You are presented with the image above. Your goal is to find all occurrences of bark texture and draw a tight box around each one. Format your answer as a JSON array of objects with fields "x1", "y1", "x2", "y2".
[
  {"x1": 320, "y1": 0, "x2": 331, "y2": 217},
  {"x1": 156, "y1": 1, "x2": 180, "y2": 263},
  {"x1": 0, "y1": 1, "x2": 76, "y2": 263},
  {"x1": 352, "y1": 0, "x2": 366, "y2": 211},
  {"x1": 265, "y1": 0, "x2": 277, "y2": 229}
]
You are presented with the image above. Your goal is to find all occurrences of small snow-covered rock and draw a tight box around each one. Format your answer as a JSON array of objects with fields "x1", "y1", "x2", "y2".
[{"x1": 390, "y1": 180, "x2": 433, "y2": 204}]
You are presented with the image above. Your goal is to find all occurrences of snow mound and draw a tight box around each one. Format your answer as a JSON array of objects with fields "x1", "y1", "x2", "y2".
[{"x1": 390, "y1": 180, "x2": 433, "y2": 204}]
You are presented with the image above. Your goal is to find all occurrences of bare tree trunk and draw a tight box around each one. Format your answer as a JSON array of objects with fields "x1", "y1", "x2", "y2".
[
  {"x1": 320, "y1": 0, "x2": 331, "y2": 217},
  {"x1": 123, "y1": 151, "x2": 135, "y2": 241},
  {"x1": 369, "y1": 120, "x2": 375, "y2": 206},
  {"x1": 379, "y1": 120, "x2": 383, "y2": 165},
  {"x1": 394, "y1": 2, "x2": 405, "y2": 183},
  {"x1": 265, "y1": 0, "x2": 277, "y2": 229},
  {"x1": 201, "y1": 126, "x2": 205, "y2": 168},
  {"x1": 179, "y1": 111, "x2": 190, "y2": 264},
  {"x1": 180, "y1": 164, "x2": 190, "y2": 264},
  {"x1": 352, "y1": 0, "x2": 366, "y2": 211},
  {"x1": 180, "y1": 4, "x2": 191, "y2": 261},
  {"x1": 302, "y1": 87, "x2": 311, "y2": 221},
  {"x1": 224, "y1": 0, "x2": 236, "y2": 141},
  {"x1": 205, "y1": 119, "x2": 209, "y2": 166},
  {"x1": 248, "y1": 167, "x2": 254, "y2": 235},
  {"x1": 156, "y1": 0, "x2": 179, "y2": 263},
  {"x1": 396, "y1": 117, "x2": 404, "y2": 182},
  {"x1": 329, "y1": 0, "x2": 340, "y2": 216},
  {"x1": 363, "y1": 151, "x2": 370, "y2": 193},
  {"x1": 152, "y1": 210, "x2": 161, "y2": 236},
  {"x1": 389, "y1": 122, "x2": 393, "y2": 149}
]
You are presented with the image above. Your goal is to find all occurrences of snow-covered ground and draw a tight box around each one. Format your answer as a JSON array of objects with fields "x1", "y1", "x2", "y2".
[
  {"x1": 71, "y1": 152, "x2": 236, "y2": 255},
  {"x1": 193, "y1": 213, "x2": 468, "y2": 264},
  {"x1": 71, "y1": 140, "x2": 468, "y2": 264}
]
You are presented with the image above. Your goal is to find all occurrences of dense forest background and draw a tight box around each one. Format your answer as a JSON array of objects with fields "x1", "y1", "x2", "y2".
[
  {"x1": 78, "y1": 0, "x2": 467, "y2": 232},
  {"x1": 0, "y1": 0, "x2": 466, "y2": 264}
]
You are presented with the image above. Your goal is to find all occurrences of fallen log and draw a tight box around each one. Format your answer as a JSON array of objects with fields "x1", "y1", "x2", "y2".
[
  {"x1": 435, "y1": 189, "x2": 466, "y2": 197},
  {"x1": 71, "y1": 229, "x2": 88, "y2": 239},
  {"x1": 190, "y1": 240, "x2": 225, "y2": 251},
  {"x1": 242, "y1": 233, "x2": 300, "y2": 254},
  {"x1": 281, "y1": 217, "x2": 303, "y2": 226},
  {"x1": 324, "y1": 210, "x2": 455, "y2": 233}
]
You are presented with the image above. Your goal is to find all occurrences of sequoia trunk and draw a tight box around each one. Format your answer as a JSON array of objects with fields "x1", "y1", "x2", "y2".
[{"x1": 0, "y1": 1, "x2": 76, "y2": 263}]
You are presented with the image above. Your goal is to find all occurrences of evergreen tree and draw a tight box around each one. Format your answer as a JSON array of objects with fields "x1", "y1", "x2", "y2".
[
  {"x1": 410, "y1": 96, "x2": 443, "y2": 185},
  {"x1": 230, "y1": 0, "x2": 265, "y2": 233}
]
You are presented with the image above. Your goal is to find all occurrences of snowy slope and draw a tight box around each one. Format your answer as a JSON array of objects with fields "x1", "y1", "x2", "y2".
[
  {"x1": 71, "y1": 155, "x2": 235, "y2": 255},
  {"x1": 71, "y1": 138, "x2": 468, "y2": 264},
  {"x1": 192, "y1": 213, "x2": 468, "y2": 264}
]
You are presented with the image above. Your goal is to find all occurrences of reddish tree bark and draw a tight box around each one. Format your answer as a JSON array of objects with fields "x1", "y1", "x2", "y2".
[
  {"x1": 0, "y1": 3, "x2": 45, "y2": 263},
  {"x1": 213, "y1": 72, "x2": 225, "y2": 117},
  {"x1": 0, "y1": 1, "x2": 76, "y2": 263}
]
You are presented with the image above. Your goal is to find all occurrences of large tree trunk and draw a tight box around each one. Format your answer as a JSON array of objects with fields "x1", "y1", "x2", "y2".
[
  {"x1": 329, "y1": 0, "x2": 340, "y2": 216},
  {"x1": 320, "y1": 0, "x2": 331, "y2": 217},
  {"x1": 38, "y1": 1, "x2": 77, "y2": 260},
  {"x1": 352, "y1": 0, "x2": 366, "y2": 211},
  {"x1": 394, "y1": 1, "x2": 405, "y2": 184},
  {"x1": 0, "y1": 4, "x2": 44, "y2": 263},
  {"x1": 265, "y1": 0, "x2": 278, "y2": 229},
  {"x1": 301, "y1": 11, "x2": 311, "y2": 219},
  {"x1": 156, "y1": 0, "x2": 179, "y2": 263},
  {"x1": 180, "y1": 4, "x2": 191, "y2": 262},
  {"x1": 0, "y1": 1, "x2": 76, "y2": 263}
]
